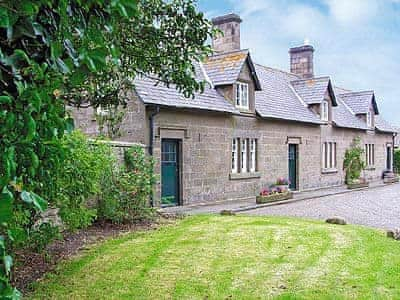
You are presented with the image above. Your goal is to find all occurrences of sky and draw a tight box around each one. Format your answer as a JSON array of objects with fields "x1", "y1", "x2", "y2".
[{"x1": 197, "y1": 0, "x2": 400, "y2": 127}]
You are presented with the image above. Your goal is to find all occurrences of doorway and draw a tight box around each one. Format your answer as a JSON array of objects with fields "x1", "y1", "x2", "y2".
[
  {"x1": 161, "y1": 139, "x2": 180, "y2": 206},
  {"x1": 288, "y1": 144, "x2": 298, "y2": 190}
]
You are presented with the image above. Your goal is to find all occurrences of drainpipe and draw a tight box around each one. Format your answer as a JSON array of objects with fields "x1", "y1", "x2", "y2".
[
  {"x1": 148, "y1": 105, "x2": 160, "y2": 207},
  {"x1": 393, "y1": 132, "x2": 397, "y2": 172},
  {"x1": 148, "y1": 105, "x2": 160, "y2": 156}
]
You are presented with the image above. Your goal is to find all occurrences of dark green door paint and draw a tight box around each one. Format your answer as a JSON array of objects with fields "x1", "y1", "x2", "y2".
[
  {"x1": 387, "y1": 146, "x2": 392, "y2": 170},
  {"x1": 161, "y1": 139, "x2": 180, "y2": 206},
  {"x1": 288, "y1": 144, "x2": 297, "y2": 190}
]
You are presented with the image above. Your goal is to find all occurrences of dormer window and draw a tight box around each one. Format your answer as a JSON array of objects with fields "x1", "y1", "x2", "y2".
[
  {"x1": 367, "y1": 111, "x2": 373, "y2": 128},
  {"x1": 235, "y1": 82, "x2": 249, "y2": 110},
  {"x1": 321, "y1": 100, "x2": 329, "y2": 121}
]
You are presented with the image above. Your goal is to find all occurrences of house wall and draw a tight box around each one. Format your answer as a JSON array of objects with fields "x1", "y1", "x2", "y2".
[
  {"x1": 70, "y1": 90, "x2": 148, "y2": 145},
  {"x1": 151, "y1": 108, "x2": 323, "y2": 205},
  {"x1": 71, "y1": 93, "x2": 394, "y2": 206}
]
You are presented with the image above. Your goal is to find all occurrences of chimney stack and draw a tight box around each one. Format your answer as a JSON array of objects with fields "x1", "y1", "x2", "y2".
[
  {"x1": 289, "y1": 44, "x2": 315, "y2": 78},
  {"x1": 211, "y1": 13, "x2": 242, "y2": 53}
]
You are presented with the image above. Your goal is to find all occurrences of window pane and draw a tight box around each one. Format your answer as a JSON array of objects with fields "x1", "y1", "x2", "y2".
[
  {"x1": 232, "y1": 139, "x2": 238, "y2": 173},
  {"x1": 241, "y1": 139, "x2": 247, "y2": 172}
]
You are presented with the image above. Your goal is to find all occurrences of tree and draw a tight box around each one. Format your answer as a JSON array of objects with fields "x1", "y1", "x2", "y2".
[{"x1": 0, "y1": 0, "x2": 214, "y2": 297}]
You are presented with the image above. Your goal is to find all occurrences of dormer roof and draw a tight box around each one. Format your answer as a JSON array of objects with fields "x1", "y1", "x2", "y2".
[
  {"x1": 338, "y1": 91, "x2": 379, "y2": 115},
  {"x1": 203, "y1": 49, "x2": 262, "y2": 90},
  {"x1": 290, "y1": 76, "x2": 338, "y2": 106}
]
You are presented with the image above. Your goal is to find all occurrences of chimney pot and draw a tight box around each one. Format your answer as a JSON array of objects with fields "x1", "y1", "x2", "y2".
[
  {"x1": 289, "y1": 44, "x2": 315, "y2": 78},
  {"x1": 211, "y1": 13, "x2": 242, "y2": 53}
]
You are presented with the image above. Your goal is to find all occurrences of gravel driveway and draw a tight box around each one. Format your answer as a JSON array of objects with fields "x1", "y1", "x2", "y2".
[{"x1": 242, "y1": 183, "x2": 400, "y2": 230}]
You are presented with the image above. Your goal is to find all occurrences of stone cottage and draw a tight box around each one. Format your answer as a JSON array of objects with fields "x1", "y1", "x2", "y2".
[{"x1": 73, "y1": 13, "x2": 397, "y2": 207}]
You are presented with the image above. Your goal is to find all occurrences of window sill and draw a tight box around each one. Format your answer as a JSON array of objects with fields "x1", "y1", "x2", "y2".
[
  {"x1": 229, "y1": 172, "x2": 261, "y2": 180},
  {"x1": 236, "y1": 108, "x2": 255, "y2": 115},
  {"x1": 321, "y1": 168, "x2": 338, "y2": 174}
]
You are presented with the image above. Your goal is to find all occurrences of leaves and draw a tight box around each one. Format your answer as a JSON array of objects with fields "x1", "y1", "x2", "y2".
[
  {"x1": 20, "y1": 191, "x2": 47, "y2": 212},
  {"x1": 0, "y1": 187, "x2": 14, "y2": 224}
]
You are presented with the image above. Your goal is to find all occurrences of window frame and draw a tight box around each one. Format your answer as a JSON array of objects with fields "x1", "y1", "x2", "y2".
[
  {"x1": 231, "y1": 138, "x2": 239, "y2": 173},
  {"x1": 321, "y1": 100, "x2": 329, "y2": 122},
  {"x1": 235, "y1": 82, "x2": 249, "y2": 110},
  {"x1": 366, "y1": 111, "x2": 373, "y2": 128},
  {"x1": 241, "y1": 138, "x2": 248, "y2": 173},
  {"x1": 365, "y1": 143, "x2": 375, "y2": 167},
  {"x1": 322, "y1": 141, "x2": 337, "y2": 170},
  {"x1": 249, "y1": 139, "x2": 257, "y2": 172},
  {"x1": 231, "y1": 137, "x2": 258, "y2": 174}
]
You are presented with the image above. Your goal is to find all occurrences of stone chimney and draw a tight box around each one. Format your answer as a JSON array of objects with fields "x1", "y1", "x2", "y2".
[
  {"x1": 211, "y1": 13, "x2": 242, "y2": 53},
  {"x1": 289, "y1": 44, "x2": 315, "y2": 78}
]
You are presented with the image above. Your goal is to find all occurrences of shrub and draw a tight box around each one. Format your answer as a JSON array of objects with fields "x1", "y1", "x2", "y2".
[
  {"x1": 343, "y1": 137, "x2": 365, "y2": 184},
  {"x1": 54, "y1": 131, "x2": 114, "y2": 231},
  {"x1": 394, "y1": 149, "x2": 400, "y2": 174},
  {"x1": 98, "y1": 146, "x2": 156, "y2": 223}
]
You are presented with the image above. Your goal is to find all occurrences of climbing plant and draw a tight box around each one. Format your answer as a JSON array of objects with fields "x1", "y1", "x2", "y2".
[
  {"x1": 394, "y1": 149, "x2": 400, "y2": 174},
  {"x1": 0, "y1": 0, "x2": 215, "y2": 297},
  {"x1": 343, "y1": 137, "x2": 366, "y2": 184}
]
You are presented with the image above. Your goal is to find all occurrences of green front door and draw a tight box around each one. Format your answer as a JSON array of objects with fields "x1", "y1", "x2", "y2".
[
  {"x1": 161, "y1": 139, "x2": 180, "y2": 206},
  {"x1": 288, "y1": 144, "x2": 298, "y2": 190}
]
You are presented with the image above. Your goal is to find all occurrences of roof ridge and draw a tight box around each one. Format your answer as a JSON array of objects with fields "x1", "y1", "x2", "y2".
[
  {"x1": 254, "y1": 63, "x2": 301, "y2": 78},
  {"x1": 290, "y1": 76, "x2": 331, "y2": 83},
  {"x1": 208, "y1": 48, "x2": 249, "y2": 58},
  {"x1": 339, "y1": 90, "x2": 374, "y2": 96}
]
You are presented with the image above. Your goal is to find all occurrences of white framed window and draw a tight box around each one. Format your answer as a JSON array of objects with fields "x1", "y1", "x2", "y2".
[
  {"x1": 235, "y1": 82, "x2": 249, "y2": 110},
  {"x1": 365, "y1": 144, "x2": 375, "y2": 166},
  {"x1": 249, "y1": 139, "x2": 256, "y2": 172},
  {"x1": 231, "y1": 138, "x2": 238, "y2": 173},
  {"x1": 241, "y1": 139, "x2": 248, "y2": 172},
  {"x1": 321, "y1": 100, "x2": 329, "y2": 122},
  {"x1": 322, "y1": 142, "x2": 336, "y2": 169},
  {"x1": 231, "y1": 138, "x2": 257, "y2": 174},
  {"x1": 366, "y1": 111, "x2": 373, "y2": 128}
]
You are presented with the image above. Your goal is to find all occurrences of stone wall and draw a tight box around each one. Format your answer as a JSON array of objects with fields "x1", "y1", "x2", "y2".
[
  {"x1": 72, "y1": 93, "x2": 394, "y2": 206},
  {"x1": 70, "y1": 90, "x2": 147, "y2": 144}
]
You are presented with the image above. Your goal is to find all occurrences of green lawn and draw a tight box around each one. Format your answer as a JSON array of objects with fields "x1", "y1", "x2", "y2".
[{"x1": 30, "y1": 215, "x2": 400, "y2": 299}]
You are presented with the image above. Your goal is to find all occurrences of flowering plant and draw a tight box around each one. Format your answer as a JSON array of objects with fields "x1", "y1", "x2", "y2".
[
  {"x1": 276, "y1": 177, "x2": 290, "y2": 185},
  {"x1": 260, "y1": 187, "x2": 270, "y2": 196}
]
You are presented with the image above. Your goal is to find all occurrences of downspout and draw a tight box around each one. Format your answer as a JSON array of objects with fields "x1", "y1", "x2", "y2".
[
  {"x1": 393, "y1": 132, "x2": 397, "y2": 172},
  {"x1": 148, "y1": 105, "x2": 160, "y2": 207},
  {"x1": 149, "y1": 105, "x2": 160, "y2": 156}
]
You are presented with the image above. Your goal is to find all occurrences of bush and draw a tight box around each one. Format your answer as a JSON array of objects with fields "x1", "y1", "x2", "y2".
[
  {"x1": 343, "y1": 137, "x2": 365, "y2": 184},
  {"x1": 98, "y1": 146, "x2": 156, "y2": 223},
  {"x1": 395, "y1": 149, "x2": 400, "y2": 174},
  {"x1": 54, "y1": 131, "x2": 115, "y2": 231}
]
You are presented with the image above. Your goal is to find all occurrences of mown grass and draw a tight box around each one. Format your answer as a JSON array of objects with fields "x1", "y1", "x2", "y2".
[{"x1": 30, "y1": 215, "x2": 400, "y2": 299}]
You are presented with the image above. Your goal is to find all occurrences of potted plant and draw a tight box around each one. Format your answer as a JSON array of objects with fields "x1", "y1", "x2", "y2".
[
  {"x1": 343, "y1": 138, "x2": 369, "y2": 189},
  {"x1": 275, "y1": 177, "x2": 290, "y2": 191},
  {"x1": 256, "y1": 183, "x2": 293, "y2": 204}
]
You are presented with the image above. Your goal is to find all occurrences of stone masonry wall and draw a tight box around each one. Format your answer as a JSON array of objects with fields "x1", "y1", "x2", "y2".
[{"x1": 72, "y1": 92, "x2": 394, "y2": 206}]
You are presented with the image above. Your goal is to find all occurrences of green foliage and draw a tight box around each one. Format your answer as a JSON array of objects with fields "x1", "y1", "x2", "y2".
[
  {"x1": 0, "y1": 0, "x2": 214, "y2": 296},
  {"x1": 98, "y1": 146, "x2": 156, "y2": 223},
  {"x1": 26, "y1": 223, "x2": 61, "y2": 253},
  {"x1": 55, "y1": 131, "x2": 113, "y2": 231},
  {"x1": 343, "y1": 137, "x2": 365, "y2": 184},
  {"x1": 394, "y1": 149, "x2": 400, "y2": 174}
]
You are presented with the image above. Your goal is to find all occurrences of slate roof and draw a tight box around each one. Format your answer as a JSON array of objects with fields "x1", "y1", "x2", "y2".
[
  {"x1": 133, "y1": 63, "x2": 238, "y2": 114},
  {"x1": 332, "y1": 97, "x2": 368, "y2": 130},
  {"x1": 254, "y1": 64, "x2": 323, "y2": 124},
  {"x1": 291, "y1": 77, "x2": 337, "y2": 106},
  {"x1": 132, "y1": 50, "x2": 395, "y2": 132},
  {"x1": 375, "y1": 115, "x2": 397, "y2": 133},
  {"x1": 338, "y1": 91, "x2": 379, "y2": 114},
  {"x1": 203, "y1": 49, "x2": 261, "y2": 90}
]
